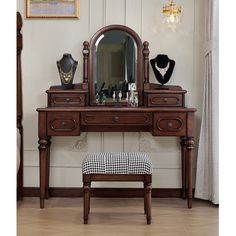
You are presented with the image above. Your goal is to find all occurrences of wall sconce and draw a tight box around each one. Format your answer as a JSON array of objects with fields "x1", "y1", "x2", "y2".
[{"x1": 162, "y1": 0, "x2": 182, "y2": 30}]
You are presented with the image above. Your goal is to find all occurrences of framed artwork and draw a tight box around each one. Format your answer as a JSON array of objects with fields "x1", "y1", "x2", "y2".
[{"x1": 26, "y1": 0, "x2": 79, "y2": 19}]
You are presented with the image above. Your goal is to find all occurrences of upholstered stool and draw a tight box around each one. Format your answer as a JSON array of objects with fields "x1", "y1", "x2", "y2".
[{"x1": 82, "y1": 152, "x2": 152, "y2": 224}]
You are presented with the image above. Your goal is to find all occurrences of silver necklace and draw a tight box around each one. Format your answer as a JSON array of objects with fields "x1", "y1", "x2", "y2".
[
  {"x1": 58, "y1": 63, "x2": 73, "y2": 85},
  {"x1": 155, "y1": 61, "x2": 170, "y2": 79}
]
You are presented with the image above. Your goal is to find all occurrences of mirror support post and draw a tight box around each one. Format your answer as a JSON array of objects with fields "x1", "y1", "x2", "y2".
[
  {"x1": 83, "y1": 41, "x2": 89, "y2": 84},
  {"x1": 143, "y1": 41, "x2": 150, "y2": 84}
]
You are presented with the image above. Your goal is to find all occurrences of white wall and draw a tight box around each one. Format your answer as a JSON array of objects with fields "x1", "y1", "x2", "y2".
[{"x1": 17, "y1": 0, "x2": 205, "y2": 188}]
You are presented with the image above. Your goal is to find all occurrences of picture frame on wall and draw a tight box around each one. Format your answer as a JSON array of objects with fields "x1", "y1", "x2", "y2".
[{"x1": 26, "y1": 0, "x2": 80, "y2": 19}]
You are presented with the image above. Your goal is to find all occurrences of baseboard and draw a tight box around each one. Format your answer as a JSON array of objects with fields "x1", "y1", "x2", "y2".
[{"x1": 23, "y1": 187, "x2": 183, "y2": 198}]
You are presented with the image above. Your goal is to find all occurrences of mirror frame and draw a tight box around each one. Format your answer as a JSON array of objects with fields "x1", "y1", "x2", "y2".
[{"x1": 88, "y1": 25, "x2": 144, "y2": 106}]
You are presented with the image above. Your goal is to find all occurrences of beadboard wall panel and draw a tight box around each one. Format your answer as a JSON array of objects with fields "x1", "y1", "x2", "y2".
[{"x1": 17, "y1": 0, "x2": 203, "y2": 189}]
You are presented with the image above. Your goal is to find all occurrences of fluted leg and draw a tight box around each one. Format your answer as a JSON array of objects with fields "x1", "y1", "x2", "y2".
[
  {"x1": 45, "y1": 138, "x2": 51, "y2": 199},
  {"x1": 38, "y1": 138, "x2": 48, "y2": 209},
  {"x1": 186, "y1": 137, "x2": 194, "y2": 208},
  {"x1": 180, "y1": 137, "x2": 187, "y2": 199}
]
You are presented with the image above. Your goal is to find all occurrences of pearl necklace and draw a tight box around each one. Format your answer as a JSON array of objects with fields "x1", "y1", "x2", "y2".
[
  {"x1": 58, "y1": 63, "x2": 73, "y2": 85},
  {"x1": 155, "y1": 61, "x2": 170, "y2": 79}
]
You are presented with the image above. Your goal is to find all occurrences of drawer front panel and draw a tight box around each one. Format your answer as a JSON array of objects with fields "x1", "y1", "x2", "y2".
[
  {"x1": 147, "y1": 94, "x2": 182, "y2": 107},
  {"x1": 81, "y1": 112, "x2": 152, "y2": 126},
  {"x1": 47, "y1": 112, "x2": 80, "y2": 136},
  {"x1": 153, "y1": 113, "x2": 186, "y2": 136},
  {"x1": 49, "y1": 94, "x2": 86, "y2": 107}
]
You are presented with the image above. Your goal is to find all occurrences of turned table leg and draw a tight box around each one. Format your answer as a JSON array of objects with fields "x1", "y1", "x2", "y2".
[
  {"x1": 45, "y1": 137, "x2": 51, "y2": 199},
  {"x1": 38, "y1": 138, "x2": 48, "y2": 208},
  {"x1": 186, "y1": 137, "x2": 194, "y2": 208},
  {"x1": 180, "y1": 137, "x2": 187, "y2": 199}
]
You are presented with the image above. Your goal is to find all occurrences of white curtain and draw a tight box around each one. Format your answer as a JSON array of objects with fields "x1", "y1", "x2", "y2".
[{"x1": 195, "y1": 0, "x2": 219, "y2": 204}]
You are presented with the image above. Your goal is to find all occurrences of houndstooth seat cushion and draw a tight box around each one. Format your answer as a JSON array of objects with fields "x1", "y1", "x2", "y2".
[{"x1": 82, "y1": 152, "x2": 152, "y2": 175}]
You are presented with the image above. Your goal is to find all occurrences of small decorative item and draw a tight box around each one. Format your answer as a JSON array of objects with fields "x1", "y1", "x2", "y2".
[
  {"x1": 57, "y1": 53, "x2": 78, "y2": 89},
  {"x1": 128, "y1": 86, "x2": 138, "y2": 107},
  {"x1": 150, "y1": 54, "x2": 175, "y2": 86},
  {"x1": 26, "y1": 0, "x2": 80, "y2": 19},
  {"x1": 118, "y1": 91, "x2": 122, "y2": 102}
]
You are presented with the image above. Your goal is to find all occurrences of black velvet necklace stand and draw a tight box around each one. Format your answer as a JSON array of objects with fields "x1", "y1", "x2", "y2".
[
  {"x1": 57, "y1": 53, "x2": 78, "y2": 89},
  {"x1": 150, "y1": 54, "x2": 175, "y2": 87}
]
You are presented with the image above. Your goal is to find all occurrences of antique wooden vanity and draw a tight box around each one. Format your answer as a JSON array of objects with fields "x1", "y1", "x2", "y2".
[{"x1": 37, "y1": 25, "x2": 196, "y2": 209}]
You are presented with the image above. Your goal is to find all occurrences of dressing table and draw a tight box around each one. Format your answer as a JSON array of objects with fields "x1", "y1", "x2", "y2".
[{"x1": 37, "y1": 25, "x2": 196, "y2": 209}]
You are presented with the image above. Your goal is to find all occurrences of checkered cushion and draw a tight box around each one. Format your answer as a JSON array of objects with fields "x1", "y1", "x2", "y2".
[{"x1": 82, "y1": 152, "x2": 152, "y2": 175}]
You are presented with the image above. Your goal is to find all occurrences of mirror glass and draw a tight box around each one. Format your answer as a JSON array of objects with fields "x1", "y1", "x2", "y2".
[{"x1": 93, "y1": 30, "x2": 137, "y2": 102}]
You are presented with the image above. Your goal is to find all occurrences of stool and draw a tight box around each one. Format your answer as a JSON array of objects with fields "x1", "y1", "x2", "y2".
[{"x1": 82, "y1": 152, "x2": 152, "y2": 224}]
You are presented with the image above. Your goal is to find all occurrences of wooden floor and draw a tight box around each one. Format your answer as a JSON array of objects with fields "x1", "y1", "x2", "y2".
[{"x1": 17, "y1": 198, "x2": 218, "y2": 236}]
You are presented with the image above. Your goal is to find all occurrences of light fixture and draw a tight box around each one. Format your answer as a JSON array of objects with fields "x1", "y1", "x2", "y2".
[{"x1": 162, "y1": 0, "x2": 182, "y2": 29}]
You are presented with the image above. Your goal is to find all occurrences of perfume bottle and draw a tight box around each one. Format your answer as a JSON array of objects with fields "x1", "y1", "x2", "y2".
[{"x1": 95, "y1": 93, "x2": 100, "y2": 104}]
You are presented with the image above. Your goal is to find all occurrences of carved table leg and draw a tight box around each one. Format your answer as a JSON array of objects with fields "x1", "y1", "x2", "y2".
[
  {"x1": 180, "y1": 137, "x2": 187, "y2": 199},
  {"x1": 186, "y1": 137, "x2": 194, "y2": 208},
  {"x1": 38, "y1": 138, "x2": 48, "y2": 208},
  {"x1": 45, "y1": 137, "x2": 51, "y2": 199},
  {"x1": 83, "y1": 181, "x2": 90, "y2": 224},
  {"x1": 17, "y1": 125, "x2": 24, "y2": 200}
]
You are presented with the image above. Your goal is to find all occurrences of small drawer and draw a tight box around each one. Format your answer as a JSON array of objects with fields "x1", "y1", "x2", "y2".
[
  {"x1": 146, "y1": 94, "x2": 183, "y2": 107},
  {"x1": 47, "y1": 112, "x2": 80, "y2": 136},
  {"x1": 153, "y1": 113, "x2": 186, "y2": 136},
  {"x1": 81, "y1": 112, "x2": 152, "y2": 126},
  {"x1": 48, "y1": 94, "x2": 86, "y2": 107}
]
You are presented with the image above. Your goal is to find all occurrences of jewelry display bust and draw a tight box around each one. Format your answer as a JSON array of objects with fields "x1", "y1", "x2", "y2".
[
  {"x1": 150, "y1": 54, "x2": 175, "y2": 85},
  {"x1": 57, "y1": 53, "x2": 78, "y2": 89}
]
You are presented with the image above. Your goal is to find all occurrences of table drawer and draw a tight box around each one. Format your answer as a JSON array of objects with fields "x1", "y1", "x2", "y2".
[
  {"x1": 153, "y1": 113, "x2": 186, "y2": 136},
  {"x1": 48, "y1": 94, "x2": 86, "y2": 107},
  {"x1": 81, "y1": 112, "x2": 152, "y2": 126},
  {"x1": 146, "y1": 94, "x2": 183, "y2": 107},
  {"x1": 47, "y1": 112, "x2": 80, "y2": 136}
]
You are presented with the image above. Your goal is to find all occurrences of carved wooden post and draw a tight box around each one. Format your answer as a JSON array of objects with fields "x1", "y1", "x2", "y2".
[
  {"x1": 143, "y1": 41, "x2": 150, "y2": 84},
  {"x1": 186, "y1": 137, "x2": 194, "y2": 208},
  {"x1": 17, "y1": 12, "x2": 23, "y2": 200},
  {"x1": 83, "y1": 41, "x2": 89, "y2": 84}
]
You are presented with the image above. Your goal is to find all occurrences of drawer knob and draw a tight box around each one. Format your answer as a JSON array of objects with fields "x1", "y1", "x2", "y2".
[
  {"x1": 61, "y1": 121, "x2": 66, "y2": 127},
  {"x1": 66, "y1": 98, "x2": 71, "y2": 102},
  {"x1": 163, "y1": 98, "x2": 168, "y2": 102},
  {"x1": 167, "y1": 122, "x2": 173, "y2": 127},
  {"x1": 114, "y1": 116, "x2": 119, "y2": 122}
]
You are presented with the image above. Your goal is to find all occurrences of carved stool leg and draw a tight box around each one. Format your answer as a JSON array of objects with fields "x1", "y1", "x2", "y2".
[
  {"x1": 83, "y1": 179, "x2": 91, "y2": 224},
  {"x1": 144, "y1": 181, "x2": 152, "y2": 224},
  {"x1": 144, "y1": 182, "x2": 147, "y2": 214},
  {"x1": 88, "y1": 182, "x2": 91, "y2": 214}
]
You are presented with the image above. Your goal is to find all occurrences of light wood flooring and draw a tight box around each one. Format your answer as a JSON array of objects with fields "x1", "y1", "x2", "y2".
[{"x1": 17, "y1": 198, "x2": 218, "y2": 236}]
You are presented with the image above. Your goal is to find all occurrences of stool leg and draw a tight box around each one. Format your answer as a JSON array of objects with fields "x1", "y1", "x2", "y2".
[
  {"x1": 144, "y1": 182, "x2": 147, "y2": 214},
  {"x1": 145, "y1": 182, "x2": 152, "y2": 224},
  {"x1": 83, "y1": 181, "x2": 90, "y2": 224},
  {"x1": 88, "y1": 182, "x2": 91, "y2": 214}
]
